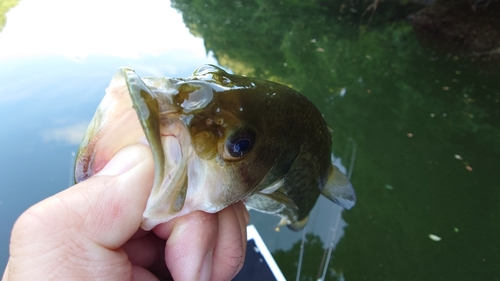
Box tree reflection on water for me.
[171,0,500,280]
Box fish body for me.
[75,65,355,230]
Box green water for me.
[171,1,500,280]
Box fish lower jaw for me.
[140,200,225,231]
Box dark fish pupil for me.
[233,139,250,155]
[226,129,255,158]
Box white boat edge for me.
[246,224,287,281]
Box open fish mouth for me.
[142,116,192,228]
[75,68,215,230]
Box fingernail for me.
[199,251,212,281]
[97,145,145,176]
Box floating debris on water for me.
[339,87,346,97]
[385,184,394,190]
[407,133,413,138]
[454,155,473,171]
[454,227,459,233]
[429,234,442,241]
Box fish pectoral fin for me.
[260,189,298,211]
[321,165,356,209]
[277,217,289,227]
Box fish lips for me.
[74,68,149,183]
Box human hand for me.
[2,144,248,281]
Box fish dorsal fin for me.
[261,188,298,211]
[321,165,356,209]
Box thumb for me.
[6,144,155,280]
[78,143,156,248]
[24,144,154,249]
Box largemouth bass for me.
[74,65,355,231]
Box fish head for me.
[75,65,289,230]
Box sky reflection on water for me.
[0,0,206,60]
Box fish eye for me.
[224,129,256,160]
